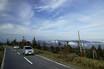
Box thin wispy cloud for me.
[18,2,34,19]
[35,0,68,12]
[0,0,104,41]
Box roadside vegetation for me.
[34,49,104,69]
[5,36,104,69]
[0,43,4,67]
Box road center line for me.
[36,55,71,69]
[24,57,33,64]
[17,52,20,55]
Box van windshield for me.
[25,47,32,49]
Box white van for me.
[23,46,34,55]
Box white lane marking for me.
[36,55,71,69]
[17,52,20,55]
[1,47,6,69]
[24,57,33,64]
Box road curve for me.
[3,46,76,69]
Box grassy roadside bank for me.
[34,49,104,69]
[0,46,4,67]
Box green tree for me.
[37,41,41,49]
[11,39,17,46]
[0,42,3,46]
[54,46,60,54]
[97,44,103,59]
[58,41,61,46]
[62,44,72,55]
[91,45,97,59]
[18,41,23,48]
[50,46,55,53]
[26,41,31,46]
[19,36,27,48]
[7,39,10,45]
[42,41,48,51]
[86,49,92,58]
[32,37,37,48]
[63,42,72,56]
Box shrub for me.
[73,57,104,69]
[0,46,4,66]
[0,46,4,51]
[65,53,79,62]
[34,49,44,54]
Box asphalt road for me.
[2,46,76,69]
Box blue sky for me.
[0,0,104,41]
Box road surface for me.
[2,46,77,69]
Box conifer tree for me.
[97,44,103,59]
[37,41,41,49]
[91,46,97,59]
[7,39,10,45]
[42,41,48,51]
[32,37,37,48]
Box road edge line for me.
[1,47,6,69]
[24,57,33,64]
[36,55,71,69]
